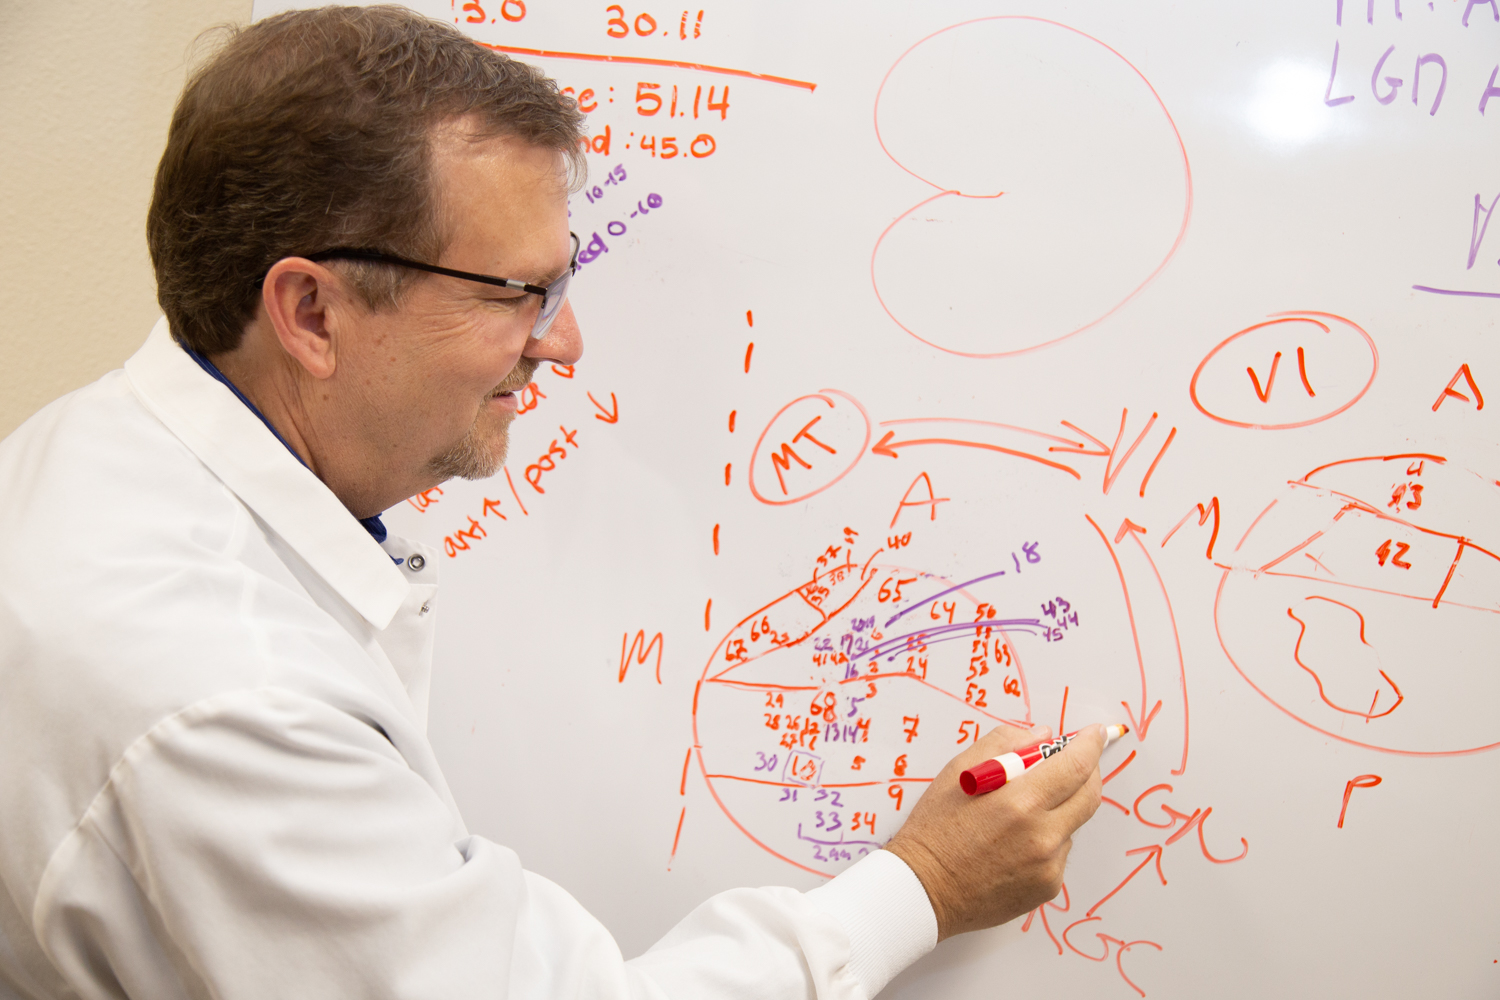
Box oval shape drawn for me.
[748,390,871,506]
[1189,311,1378,430]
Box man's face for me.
[335,130,582,488]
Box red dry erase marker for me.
[959,724,1129,796]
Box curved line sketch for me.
[869,16,1194,359]
[1285,602,1403,720]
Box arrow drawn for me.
[481,497,507,519]
[1056,411,1161,495]
[1085,514,1160,739]
[1103,410,1158,494]
[1054,420,1111,457]
[882,416,1088,449]
[1086,844,1167,918]
[1121,700,1164,742]
[1161,497,1220,559]
[587,391,619,424]
[1121,526,1190,776]
[870,431,1080,479]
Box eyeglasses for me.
[303,232,580,340]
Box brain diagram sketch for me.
[690,13,1490,996]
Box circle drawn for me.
[1189,311,1378,430]
[748,390,871,506]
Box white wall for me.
[0,0,251,438]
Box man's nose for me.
[525,300,583,366]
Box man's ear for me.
[260,257,346,380]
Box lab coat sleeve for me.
[34,687,936,1000]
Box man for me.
[0,7,1103,998]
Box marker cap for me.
[959,751,1025,795]
[959,758,1008,795]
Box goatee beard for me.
[425,357,538,481]
[426,410,514,482]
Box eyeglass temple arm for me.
[303,248,549,295]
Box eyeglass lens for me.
[530,234,580,340]
[532,267,572,340]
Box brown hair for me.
[148,5,586,354]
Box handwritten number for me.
[636,82,661,116]
[1375,539,1412,569]
[706,85,729,119]
[605,5,628,36]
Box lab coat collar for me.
[124,318,409,630]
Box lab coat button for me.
[407,554,426,572]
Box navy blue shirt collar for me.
[182,345,389,545]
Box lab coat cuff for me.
[805,849,937,998]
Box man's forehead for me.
[430,128,570,277]
[431,127,568,201]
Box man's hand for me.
[884,723,1104,940]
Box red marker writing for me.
[960,724,1129,796]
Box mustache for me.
[490,357,540,397]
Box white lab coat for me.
[0,320,936,1000]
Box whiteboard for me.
[253,1,1500,994]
